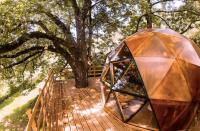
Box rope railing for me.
[25,70,55,131]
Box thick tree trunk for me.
[68,0,91,88]
[73,62,88,88]
[70,45,89,88]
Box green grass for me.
[0,92,20,110]
[6,97,37,124]
[0,97,37,131]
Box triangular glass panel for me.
[108,43,124,61]
[101,65,109,79]
[115,92,146,122]
[104,92,123,118]
[111,43,132,62]
[128,102,159,130]
[112,59,131,82]
[112,62,146,98]
[104,91,147,123]
[101,66,111,87]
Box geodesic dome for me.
[101,28,200,131]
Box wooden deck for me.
[26,69,199,131]
[49,78,154,131]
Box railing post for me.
[26,109,37,131]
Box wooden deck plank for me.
[79,89,119,131]
[67,83,124,131]
[68,111,78,131]
[72,94,95,131]
[64,97,80,131]
[70,95,85,131]
[49,79,158,131]
[63,112,71,131]
[76,99,99,131]
[82,89,127,131]
[62,84,97,131]
[76,92,103,131]
[77,89,111,131]
[73,105,91,131]
[62,99,91,131]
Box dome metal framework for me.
[101,28,200,131]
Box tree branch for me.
[70,0,80,16]
[0,45,56,59]
[153,9,200,16]
[180,23,192,34]
[52,40,73,62]
[150,0,175,7]
[135,14,146,32]
[153,10,183,14]
[0,46,44,58]
[5,51,43,68]
[44,12,69,34]
[29,21,51,33]
[180,20,200,34]
[153,10,200,34]
[0,31,66,54]
[153,14,172,28]
[82,0,92,19]
[90,0,102,9]
[44,11,76,44]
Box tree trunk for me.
[72,61,88,88]
[145,14,153,28]
[146,0,153,29]
[69,44,88,88]
[69,0,91,88]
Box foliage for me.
[0,72,44,107]
[0,0,128,87]
[191,32,200,47]
[0,92,20,110]
[91,0,200,64]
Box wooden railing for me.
[88,65,103,77]
[25,65,103,130]
[26,70,55,131]
[59,65,103,79]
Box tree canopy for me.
[0,0,200,89]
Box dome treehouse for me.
[101,28,200,131]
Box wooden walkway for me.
[50,78,152,131]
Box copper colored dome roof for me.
[101,28,200,131]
